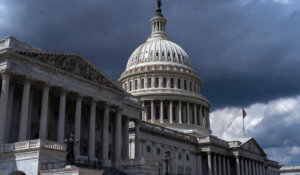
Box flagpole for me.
[243,116,245,138]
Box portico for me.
[0,36,142,169]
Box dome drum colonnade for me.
[119,0,211,135]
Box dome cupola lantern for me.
[149,0,170,41]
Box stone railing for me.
[140,121,198,143]
[0,139,66,153]
[228,141,242,148]
[197,136,229,147]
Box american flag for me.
[243,108,247,119]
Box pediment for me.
[241,138,265,156]
[13,50,126,96]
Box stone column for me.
[39,84,50,140]
[160,100,163,123]
[0,73,10,143]
[213,154,217,175]
[178,101,182,124]
[113,107,122,165]
[101,103,110,166]
[251,160,255,175]
[194,104,197,125]
[207,109,211,129]
[88,100,97,161]
[218,155,222,175]
[249,160,252,175]
[187,102,190,124]
[227,157,231,175]
[222,156,226,175]
[135,120,140,159]
[197,155,203,175]
[241,158,245,175]
[151,100,154,123]
[169,101,173,123]
[18,80,31,141]
[256,162,259,175]
[259,163,262,175]
[57,90,67,143]
[141,101,145,121]
[123,118,129,160]
[5,85,14,143]
[74,95,82,157]
[245,159,249,175]
[236,156,241,175]
[199,105,203,126]
[207,152,213,175]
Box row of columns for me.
[199,152,266,175]
[124,75,200,94]
[0,73,140,167]
[236,156,266,175]
[142,100,210,128]
[206,152,230,175]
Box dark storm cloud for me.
[1,0,300,109]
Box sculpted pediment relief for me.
[241,139,264,155]
[15,51,125,95]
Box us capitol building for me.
[0,1,280,175]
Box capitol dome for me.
[120,1,211,137]
[126,30,192,70]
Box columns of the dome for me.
[194,104,197,125]
[178,101,182,124]
[142,101,145,121]
[160,100,163,123]
[169,101,173,123]
[187,102,190,124]
[151,100,155,123]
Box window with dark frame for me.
[141,79,144,89]
[170,78,174,88]
[148,78,152,88]
[155,77,159,88]
[178,79,181,89]
[135,80,138,90]
[163,78,167,88]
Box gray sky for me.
[1,0,299,164]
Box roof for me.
[0,36,42,51]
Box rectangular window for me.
[141,79,144,89]
[147,145,151,153]
[148,106,151,120]
[163,106,168,119]
[148,78,152,88]
[190,81,192,91]
[156,106,160,119]
[129,82,132,91]
[184,80,187,90]
[170,78,174,88]
[155,77,159,88]
[163,78,167,88]
[172,106,176,121]
[157,148,160,155]
[178,79,181,89]
[135,80,138,90]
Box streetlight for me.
[161,151,171,175]
[64,132,79,166]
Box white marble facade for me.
[0,36,141,175]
